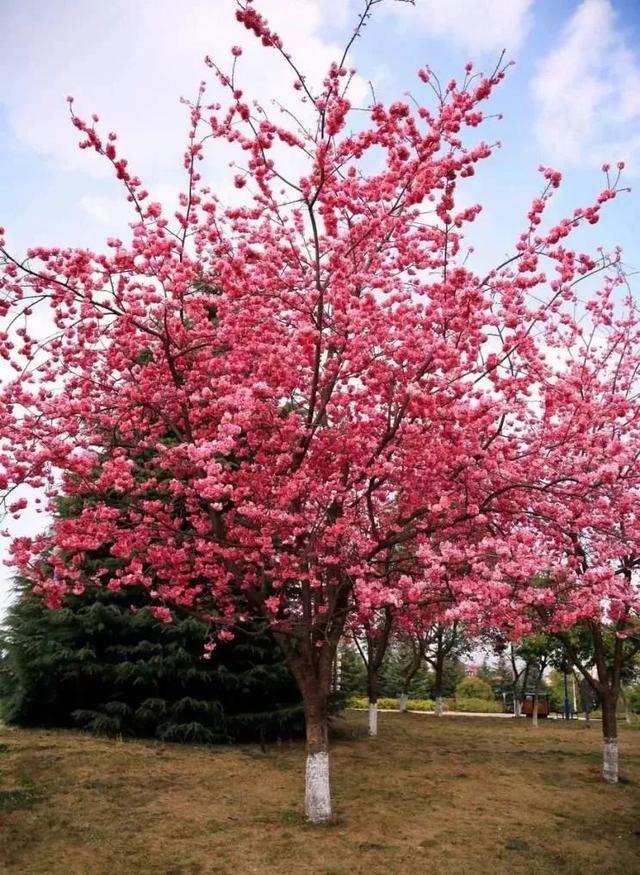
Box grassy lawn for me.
[0,712,639,875]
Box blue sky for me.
[1,0,640,609]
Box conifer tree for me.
[0,576,306,744]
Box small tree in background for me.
[393,634,430,711]
[335,643,368,696]
[555,618,640,780]
[351,607,394,736]
[425,623,470,716]
[456,675,493,701]
[476,655,515,707]
[515,635,555,727]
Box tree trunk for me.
[434,655,444,717]
[513,683,521,717]
[368,701,378,735]
[532,692,539,728]
[601,690,619,784]
[510,645,522,718]
[274,572,350,824]
[303,686,332,822]
[367,670,378,737]
[558,618,628,782]
[280,633,337,824]
[399,692,408,712]
[591,620,622,784]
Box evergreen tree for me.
[476,656,514,701]
[0,576,306,744]
[338,643,368,695]
[378,642,433,699]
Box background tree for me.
[484,633,528,716]
[393,633,429,711]
[351,606,394,737]
[555,617,640,781]
[476,654,516,709]
[511,274,640,780]
[515,635,556,727]
[455,675,494,701]
[424,623,470,716]
[335,643,367,697]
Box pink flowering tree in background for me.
[346,546,450,735]
[0,0,632,820]
[349,605,394,737]
[513,283,640,782]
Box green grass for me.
[0,713,639,874]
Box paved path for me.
[350,707,593,721]
[353,708,514,718]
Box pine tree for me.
[0,576,306,744]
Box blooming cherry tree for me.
[518,285,640,781]
[0,0,629,818]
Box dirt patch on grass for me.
[0,715,638,875]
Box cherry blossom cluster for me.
[0,0,637,666]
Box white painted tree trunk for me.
[513,698,521,717]
[602,738,618,784]
[532,696,539,727]
[399,693,408,712]
[368,701,378,736]
[305,751,332,822]
[434,695,443,717]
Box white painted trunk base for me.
[305,751,332,822]
[435,696,443,717]
[603,738,619,784]
[399,693,408,712]
[368,702,378,736]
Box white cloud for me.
[80,194,128,226]
[532,0,640,171]
[390,0,533,54]
[0,0,355,185]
